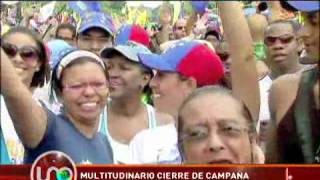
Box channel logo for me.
[30,151,77,180]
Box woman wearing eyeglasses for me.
[1,28,113,164]
[1,27,50,164]
[177,86,264,164]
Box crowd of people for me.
[0,1,319,165]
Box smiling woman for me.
[1,38,114,164]
[1,27,49,164]
[99,41,174,164]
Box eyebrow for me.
[184,118,243,129]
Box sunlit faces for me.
[265,22,299,71]
[179,93,253,164]
[3,32,41,86]
[150,71,192,118]
[61,61,109,125]
[300,12,319,62]
[106,55,150,99]
[77,28,113,55]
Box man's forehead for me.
[266,23,294,35]
[176,19,186,25]
[182,93,241,114]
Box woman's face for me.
[106,55,150,99]
[300,12,319,62]
[150,71,192,118]
[3,32,41,87]
[61,61,109,125]
[179,93,254,164]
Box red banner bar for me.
[1,165,320,180]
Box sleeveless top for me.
[277,68,320,163]
[99,103,157,164]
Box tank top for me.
[276,68,320,163]
[99,103,157,164]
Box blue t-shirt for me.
[24,109,113,164]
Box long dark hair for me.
[2,26,50,87]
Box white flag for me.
[39,1,57,22]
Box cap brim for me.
[79,23,113,36]
[287,1,320,12]
[100,46,139,62]
[138,53,175,72]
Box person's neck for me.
[271,60,303,78]
[286,62,304,74]
[65,112,99,139]
[109,95,144,117]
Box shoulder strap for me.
[146,104,157,129]
[294,68,318,163]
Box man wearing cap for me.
[77,11,115,55]
[266,1,319,163]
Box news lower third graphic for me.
[30,151,77,180]
[0,152,320,180]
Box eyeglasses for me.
[264,35,295,46]
[1,41,40,63]
[180,123,249,143]
[63,81,109,94]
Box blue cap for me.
[46,40,73,69]
[287,1,320,12]
[191,1,209,14]
[78,11,115,36]
[101,41,151,63]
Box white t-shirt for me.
[32,81,62,114]
[257,75,272,132]
[129,123,181,164]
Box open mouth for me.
[80,102,98,111]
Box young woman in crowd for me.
[1,27,50,164]
[129,1,262,164]
[1,37,113,163]
[99,41,174,164]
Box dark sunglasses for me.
[217,53,230,62]
[1,41,40,63]
[176,26,186,30]
[264,36,295,46]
